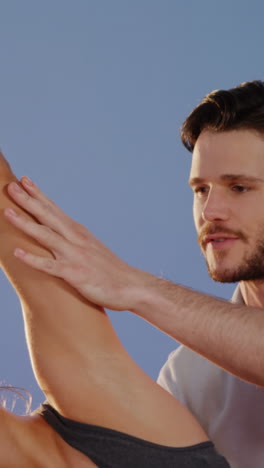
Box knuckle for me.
[74,223,89,242]
[21,190,31,203]
[41,225,52,236]
[76,245,87,260]
[38,225,54,242]
[43,258,54,270]
[40,200,52,214]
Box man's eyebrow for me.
[188,177,205,187]
[188,174,264,187]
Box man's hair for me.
[181,80,264,152]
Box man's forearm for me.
[130,272,264,385]
[5,176,264,386]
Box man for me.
[157,80,264,468]
[4,80,264,468]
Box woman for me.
[0,151,229,466]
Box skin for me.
[0,154,208,465]
[191,129,264,291]
[0,408,97,467]
[4,129,264,387]
[0,160,97,466]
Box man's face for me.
[189,128,264,282]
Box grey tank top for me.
[38,403,230,468]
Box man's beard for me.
[198,224,264,283]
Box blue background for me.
[0,0,261,411]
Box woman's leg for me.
[0,154,208,447]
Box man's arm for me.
[0,155,209,446]
[132,277,264,385]
[5,176,264,386]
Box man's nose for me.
[202,189,230,222]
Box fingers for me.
[4,207,72,258]
[7,179,84,245]
[20,176,52,203]
[14,247,64,277]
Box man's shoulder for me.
[160,344,219,373]
[157,345,225,397]
[166,344,201,363]
[159,285,242,386]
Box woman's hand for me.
[4,177,143,311]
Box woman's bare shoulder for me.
[0,408,97,467]
[0,408,64,467]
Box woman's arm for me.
[0,153,207,446]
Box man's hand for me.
[6,177,264,386]
[4,177,143,311]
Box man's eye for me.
[194,186,208,196]
[231,185,248,193]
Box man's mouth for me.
[202,233,239,249]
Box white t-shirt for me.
[157,287,264,468]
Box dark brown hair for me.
[181,80,264,152]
